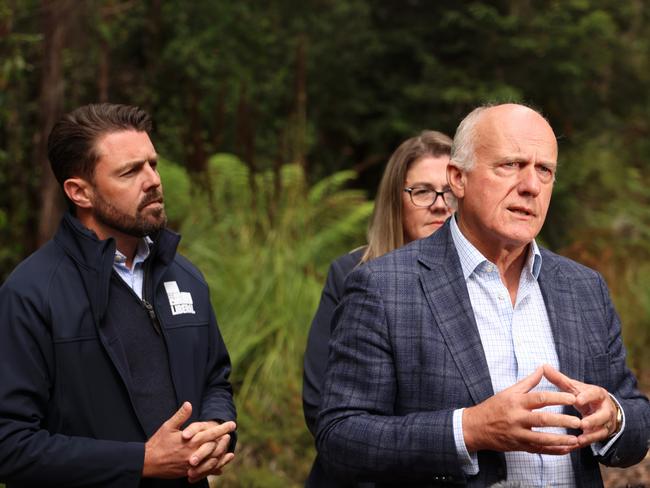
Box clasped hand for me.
[143,401,237,483]
[463,365,618,455]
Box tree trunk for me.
[35,0,74,246]
[234,82,259,214]
[291,34,308,171]
[186,86,207,174]
[98,35,110,102]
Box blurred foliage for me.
[0,0,649,485]
[553,135,650,372]
[0,0,42,274]
[160,155,372,486]
[2,1,649,256]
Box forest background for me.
[1,1,649,486]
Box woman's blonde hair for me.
[361,130,452,263]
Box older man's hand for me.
[462,366,582,455]
[543,364,619,446]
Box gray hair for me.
[449,105,490,172]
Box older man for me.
[0,104,236,487]
[316,103,649,486]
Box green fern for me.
[160,155,372,486]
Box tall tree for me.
[35,0,74,245]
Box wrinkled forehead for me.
[475,105,558,161]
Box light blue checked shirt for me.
[449,216,624,486]
[449,215,573,486]
[113,237,152,299]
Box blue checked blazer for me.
[316,221,650,487]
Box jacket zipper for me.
[142,256,162,335]
[142,299,162,335]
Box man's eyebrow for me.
[495,156,556,166]
[495,156,526,164]
[114,156,158,174]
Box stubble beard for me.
[91,190,167,238]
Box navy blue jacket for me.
[0,213,236,487]
[303,247,365,437]
[303,247,368,488]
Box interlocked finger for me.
[527,410,581,430]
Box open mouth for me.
[508,206,534,217]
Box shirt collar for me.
[450,214,542,280]
[113,236,153,269]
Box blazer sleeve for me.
[315,264,464,484]
[302,258,349,436]
[590,274,650,467]
[0,284,144,487]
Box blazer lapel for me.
[417,226,494,405]
[538,252,584,383]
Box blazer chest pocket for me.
[584,352,611,391]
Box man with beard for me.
[0,104,237,488]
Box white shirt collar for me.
[449,214,542,281]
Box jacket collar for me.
[55,211,116,272]
[53,212,181,326]
[417,221,495,405]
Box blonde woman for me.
[303,130,455,488]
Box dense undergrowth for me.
[161,155,372,486]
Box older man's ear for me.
[447,163,466,200]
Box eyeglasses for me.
[403,186,456,208]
